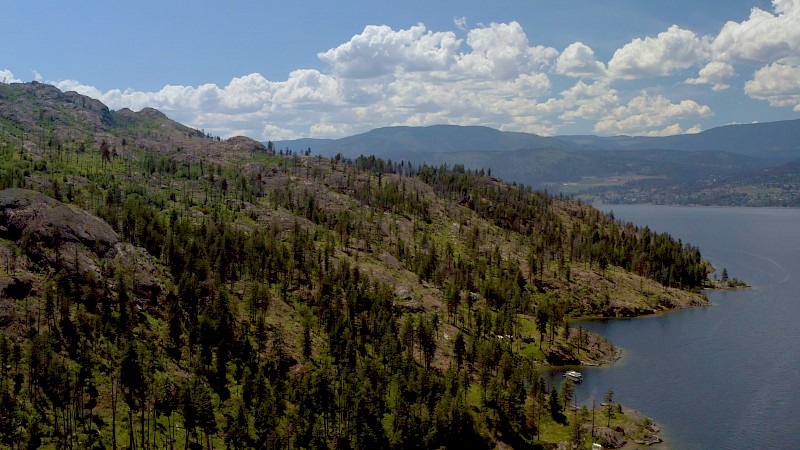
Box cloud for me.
[676,0,800,96]
[48,21,568,139]
[455,22,559,80]
[685,61,735,90]
[218,73,276,111]
[55,79,107,102]
[711,0,800,64]
[0,69,21,83]
[55,68,347,136]
[38,15,757,140]
[744,62,800,111]
[602,0,800,95]
[317,24,461,78]
[56,77,252,115]
[270,70,342,108]
[685,124,703,134]
[310,123,351,137]
[556,42,607,79]
[558,80,620,120]
[262,124,300,141]
[594,91,712,135]
[643,123,702,137]
[10,1,800,143]
[607,25,709,79]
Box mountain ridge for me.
[274,120,800,205]
[558,118,800,160]
[276,124,588,159]
[275,119,800,161]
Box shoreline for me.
[538,287,727,448]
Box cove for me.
[569,205,800,449]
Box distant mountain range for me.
[274,120,800,206]
[559,119,800,161]
[276,120,800,161]
[274,124,584,158]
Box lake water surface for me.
[570,205,800,449]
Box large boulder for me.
[585,425,627,448]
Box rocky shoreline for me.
[557,406,663,449]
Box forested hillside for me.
[0,82,706,449]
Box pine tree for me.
[605,388,615,427]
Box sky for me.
[3,0,800,140]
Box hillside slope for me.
[0,82,702,449]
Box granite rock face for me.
[0,188,119,272]
[0,188,165,302]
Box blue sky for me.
[3,0,800,140]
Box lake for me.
[566,205,800,449]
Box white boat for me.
[564,370,582,382]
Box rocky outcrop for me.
[541,330,621,366]
[584,425,627,448]
[0,188,165,302]
[0,81,115,132]
[0,188,119,273]
[545,345,581,365]
[226,136,268,153]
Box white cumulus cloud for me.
[454,22,559,80]
[317,24,461,78]
[711,0,800,64]
[644,123,702,137]
[558,80,620,120]
[262,124,300,141]
[1,69,22,84]
[607,25,709,80]
[556,42,607,79]
[594,91,712,135]
[744,62,800,111]
[35,13,788,140]
[270,70,342,109]
[677,0,800,96]
[685,61,736,90]
[54,79,108,103]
